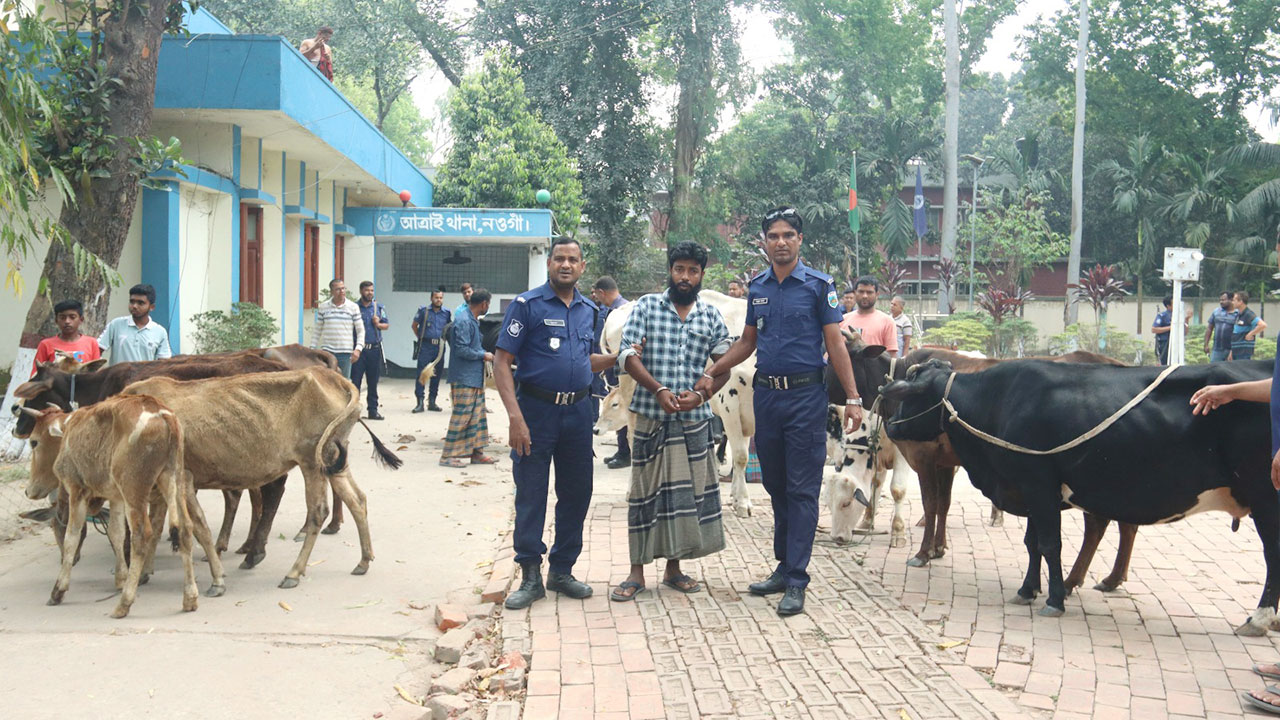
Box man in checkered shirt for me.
[609,241,733,601]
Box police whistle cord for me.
[939,364,1180,456]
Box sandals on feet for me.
[610,581,646,602]
[661,574,702,594]
[1241,689,1280,714]
[470,454,498,465]
[439,458,467,468]
[1256,663,1280,681]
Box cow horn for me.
[45,403,62,411]
[19,406,43,418]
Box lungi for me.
[442,386,489,458]
[627,415,725,565]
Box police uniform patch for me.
[507,320,523,337]
[827,290,839,308]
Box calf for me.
[822,404,893,544]
[884,358,1278,633]
[21,396,198,618]
[121,368,400,592]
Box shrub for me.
[1049,323,1149,364]
[190,303,279,354]
[922,314,990,353]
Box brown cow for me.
[21,396,198,618]
[838,340,1140,593]
[120,367,399,592]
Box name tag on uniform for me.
[752,298,769,305]
[544,318,566,327]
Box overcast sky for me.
[410,0,1277,159]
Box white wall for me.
[175,185,233,352]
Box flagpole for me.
[855,231,861,278]
[849,152,861,281]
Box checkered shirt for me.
[617,290,731,421]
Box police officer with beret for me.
[695,206,863,616]
[495,236,622,609]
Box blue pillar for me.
[142,183,181,353]
[230,124,242,304]
[298,161,306,344]
[280,151,287,345]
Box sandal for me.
[661,574,702,594]
[1241,689,1280,715]
[439,458,467,468]
[1256,663,1280,681]
[610,581,646,602]
[470,454,497,465]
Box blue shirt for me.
[1233,308,1259,350]
[358,300,388,344]
[447,305,486,388]
[98,316,173,365]
[496,283,598,393]
[1210,307,1239,352]
[1152,309,1172,351]
[744,260,844,375]
[413,305,451,340]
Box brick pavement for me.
[497,470,1280,719]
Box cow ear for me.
[12,379,50,400]
[79,358,108,373]
[855,345,887,360]
[48,418,64,437]
[882,379,923,401]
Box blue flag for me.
[913,165,927,238]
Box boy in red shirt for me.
[31,299,101,375]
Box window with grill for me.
[392,243,531,294]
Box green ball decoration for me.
[535,189,551,205]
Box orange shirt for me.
[31,335,101,375]
[840,309,899,354]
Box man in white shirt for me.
[890,296,917,355]
[98,284,173,365]
[312,278,363,376]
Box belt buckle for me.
[770,375,788,390]
[555,391,570,405]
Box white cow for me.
[595,290,757,516]
[822,404,908,547]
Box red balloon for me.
[398,190,412,203]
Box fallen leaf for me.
[936,639,968,650]
[394,610,410,616]
[460,480,484,487]
[396,445,408,451]
[444,478,454,483]
[148,689,155,698]
[345,599,382,610]
[235,600,247,607]
[898,710,913,720]
[393,685,422,706]
[308,559,326,567]
[373,713,384,719]
[477,677,491,693]
[408,601,428,610]
[277,533,286,540]
[278,601,292,612]
[475,560,493,569]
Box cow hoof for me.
[139,573,151,586]
[1064,582,1081,597]
[1038,605,1065,618]
[322,524,341,535]
[1094,580,1121,592]
[889,534,907,549]
[915,516,926,528]
[906,555,929,568]
[205,584,226,598]
[234,543,252,555]
[351,563,369,576]
[183,596,198,613]
[989,516,1003,527]
[293,531,307,543]
[47,595,63,607]
[928,547,946,560]
[1236,619,1270,636]
[239,552,265,570]
[279,577,300,589]
[1009,593,1036,606]
[215,543,228,555]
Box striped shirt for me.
[617,291,731,422]
[312,298,364,354]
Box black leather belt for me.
[428,338,441,345]
[753,369,825,390]
[519,383,591,406]
[364,342,381,348]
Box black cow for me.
[883,357,1279,633]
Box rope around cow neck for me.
[940,363,1181,455]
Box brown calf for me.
[22,396,198,618]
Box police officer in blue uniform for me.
[412,289,451,412]
[495,236,622,609]
[696,207,863,616]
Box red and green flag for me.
[848,153,860,233]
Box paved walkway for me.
[502,465,1280,719]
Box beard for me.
[668,277,702,305]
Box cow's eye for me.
[29,440,38,449]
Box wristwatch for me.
[846,398,863,406]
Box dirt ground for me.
[0,378,546,719]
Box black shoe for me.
[546,572,593,599]
[777,587,805,616]
[605,454,631,469]
[504,564,546,610]
[412,401,425,414]
[748,571,787,596]
[428,402,443,412]
[367,412,385,420]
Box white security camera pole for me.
[1161,247,1204,365]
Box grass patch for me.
[0,464,30,484]
[0,366,10,391]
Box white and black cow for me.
[884,357,1280,633]
[822,403,904,546]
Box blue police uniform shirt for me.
[497,283,598,393]
[358,300,388,344]
[1152,308,1171,351]
[413,305,451,339]
[1272,335,1280,456]
[744,259,844,376]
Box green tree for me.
[477,0,658,279]
[965,193,1070,289]
[335,78,432,167]
[435,54,583,233]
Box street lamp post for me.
[962,153,987,310]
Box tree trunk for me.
[1135,223,1144,333]
[668,38,710,240]
[1065,0,1089,327]
[19,2,173,346]
[939,0,960,314]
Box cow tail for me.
[417,321,453,385]
[315,370,361,476]
[359,420,403,470]
[163,411,187,551]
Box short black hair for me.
[1163,295,1173,307]
[129,284,156,305]
[550,236,582,257]
[728,279,743,287]
[328,278,343,290]
[667,241,708,270]
[431,289,444,297]
[593,276,618,292]
[1221,291,1232,298]
[469,288,492,306]
[1236,290,1250,304]
[842,287,856,296]
[761,206,802,234]
[359,280,373,291]
[53,299,84,317]
[855,276,879,291]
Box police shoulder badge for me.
[507,320,523,337]
[827,290,839,308]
